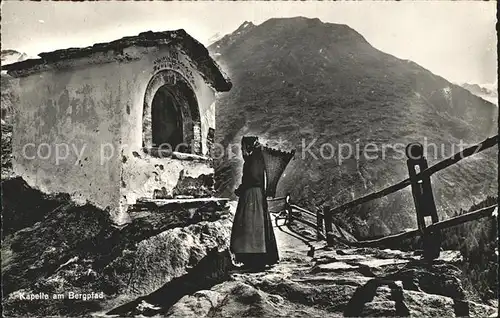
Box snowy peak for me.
[207,32,224,46]
[1,50,28,66]
[461,81,498,106]
[235,21,255,32]
[208,21,257,57]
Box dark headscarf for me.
[241,136,260,159]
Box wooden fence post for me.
[406,143,441,260]
[285,194,292,225]
[316,210,324,241]
[323,205,334,246]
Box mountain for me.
[209,17,498,238]
[1,49,28,66]
[210,21,255,56]
[208,22,255,47]
[1,72,19,124]
[1,50,27,124]
[461,81,498,106]
[207,32,224,46]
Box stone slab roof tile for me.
[2,29,232,92]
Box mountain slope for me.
[1,50,27,124]
[1,73,19,123]
[1,49,28,66]
[210,17,498,238]
[461,81,498,106]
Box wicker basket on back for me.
[261,145,295,198]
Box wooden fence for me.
[277,135,498,259]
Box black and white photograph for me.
[0,0,498,317]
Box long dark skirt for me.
[230,187,279,267]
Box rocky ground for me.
[1,174,497,317]
[103,212,498,317]
[1,122,14,180]
[1,176,234,317]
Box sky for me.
[1,1,497,85]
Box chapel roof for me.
[2,29,232,92]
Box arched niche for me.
[143,69,201,155]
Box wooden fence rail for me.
[426,204,497,233]
[290,204,316,218]
[328,135,498,216]
[280,135,498,257]
[291,214,320,229]
[323,204,497,248]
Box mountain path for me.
[166,212,498,317]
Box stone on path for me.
[167,213,497,317]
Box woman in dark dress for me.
[230,136,279,269]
